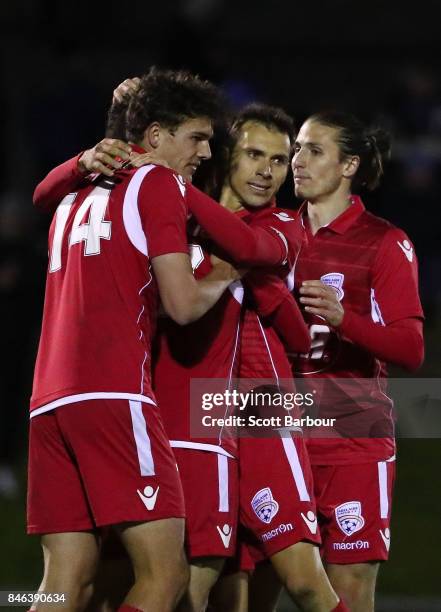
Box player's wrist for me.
[77,151,91,175]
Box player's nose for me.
[198,140,211,160]
[257,161,272,178]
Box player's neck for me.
[307,192,352,235]
[220,184,244,213]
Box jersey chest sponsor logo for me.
[251,487,279,524]
[397,239,413,262]
[335,500,365,536]
[320,272,345,301]
[216,524,233,548]
[137,485,159,511]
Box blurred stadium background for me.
[0,1,440,610]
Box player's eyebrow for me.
[192,130,213,139]
[295,140,323,149]
[245,147,264,155]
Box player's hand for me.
[112,77,140,103]
[210,254,247,281]
[299,280,344,327]
[129,152,171,170]
[78,139,132,177]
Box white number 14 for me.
[49,187,112,273]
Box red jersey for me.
[31,165,189,415]
[291,196,424,464]
[154,206,301,457]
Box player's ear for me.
[143,122,162,149]
[342,155,360,180]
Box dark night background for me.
[0,1,440,609]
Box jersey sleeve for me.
[186,184,289,266]
[245,271,310,353]
[33,154,88,212]
[138,167,189,258]
[253,208,304,269]
[371,227,424,324]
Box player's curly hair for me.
[117,66,225,143]
[308,110,391,191]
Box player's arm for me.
[299,280,423,370]
[142,168,241,325]
[186,183,292,266]
[299,230,424,371]
[32,139,132,212]
[152,254,240,325]
[245,271,310,353]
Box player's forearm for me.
[33,155,85,212]
[245,273,310,353]
[269,297,311,354]
[186,184,286,266]
[339,311,424,370]
[174,277,234,325]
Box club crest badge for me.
[335,501,365,536]
[251,487,279,524]
[321,272,345,301]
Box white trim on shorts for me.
[30,392,156,417]
[280,433,311,502]
[378,456,395,519]
[217,454,229,512]
[129,400,155,476]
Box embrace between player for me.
[29,68,423,612]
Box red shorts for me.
[312,458,396,563]
[239,433,321,560]
[27,399,185,534]
[172,447,239,559]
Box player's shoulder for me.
[360,211,416,266]
[359,210,410,243]
[118,164,186,194]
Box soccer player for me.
[28,67,241,612]
[290,111,424,611]
[203,108,348,612]
[34,85,349,611]
[32,88,308,612]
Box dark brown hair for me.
[308,110,391,190]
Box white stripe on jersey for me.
[30,392,156,417]
[129,400,155,476]
[257,315,280,384]
[170,440,235,458]
[122,165,156,255]
[217,453,230,512]
[370,288,385,326]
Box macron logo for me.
[301,511,318,534]
[217,524,232,549]
[137,485,159,511]
[273,211,294,222]
[379,527,391,551]
[397,240,413,262]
